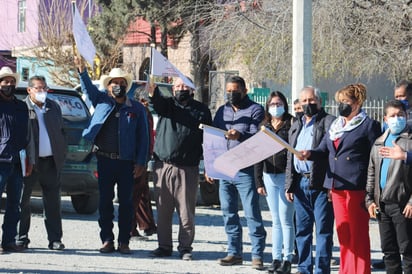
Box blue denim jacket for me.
[79,70,149,165]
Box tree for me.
[200,0,412,84]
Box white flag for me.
[72,4,96,67]
[151,48,195,89]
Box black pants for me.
[379,202,412,274]
[18,157,63,244]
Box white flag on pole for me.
[151,48,195,89]
[72,4,96,67]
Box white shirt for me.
[31,100,53,157]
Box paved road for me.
[0,195,385,274]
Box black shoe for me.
[267,259,281,273]
[99,241,115,253]
[48,241,65,250]
[118,243,132,254]
[143,227,157,237]
[2,243,25,253]
[16,238,30,249]
[151,247,172,257]
[372,259,385,269]
[275,260,291,274]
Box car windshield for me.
[47,93,88,118]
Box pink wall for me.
[0,0,39,50]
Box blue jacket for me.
[79,70,149,166]
[310,115,381,190]
[0,96,29,163]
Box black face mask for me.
[227,92,243,106]
[295,111,304,119]
[175,90,191,103]
[0,85,15,97]
[302,103,319,117]
[338,103,352,117]
[112,85,127,98]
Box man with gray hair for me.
[285,86,335,274]
[148,77,212,261]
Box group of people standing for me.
[1,57,411,274]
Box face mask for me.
[302,103,319,117]
[227,92,243,106]
[387,116,406,135]
[295,111,304,119]
[0,85,15,97]
[268,106,285,118]
[34,91,47,103]
[112,85,127,98]
[175,90,191,103]
[400,99,409,109]
[338,103,352,117]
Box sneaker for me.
[218,255,243,266]
[48,241,65,251]
[16,238,30,249]
[118,243,132,254]
[180,252,193,261]
[275,260,291,274]
[268,259,281,273]
[151,247,172,257]
[252,258,264,270]
[2,243,25,253]
[372,259,385,269]
[99,241,115,253]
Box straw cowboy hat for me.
[100,68,133,92]
[0,66,20,84]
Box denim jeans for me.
[97,156,134,245]
[219,166,266,259]
[294,177,334,274]
[0,162,23,247]
[263,172,295,262]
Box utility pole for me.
[292,0,312,106]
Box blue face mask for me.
[387,116,406,135]
[400,99,409,109]
[268,106,285,118]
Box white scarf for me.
[329,110,367,141]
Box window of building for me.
[18,0,26,33]
[21,67,29,81]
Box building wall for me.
[0,0,39,50]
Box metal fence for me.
[251,95,386,124]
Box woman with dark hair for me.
[254,91,295,274]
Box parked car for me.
[15,82,99,214]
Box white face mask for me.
[34,91,47,103]
[268,106,285,118]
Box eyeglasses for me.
[31,86,49,92]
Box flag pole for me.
[71,1,78,58]
[149,43,155,85]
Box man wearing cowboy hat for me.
[0,66,29,253]
[75,57,149,254]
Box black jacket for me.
[254,113,294,189]
[365,127,412,210]
[285,108,335,192]
[151,87,212,166]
